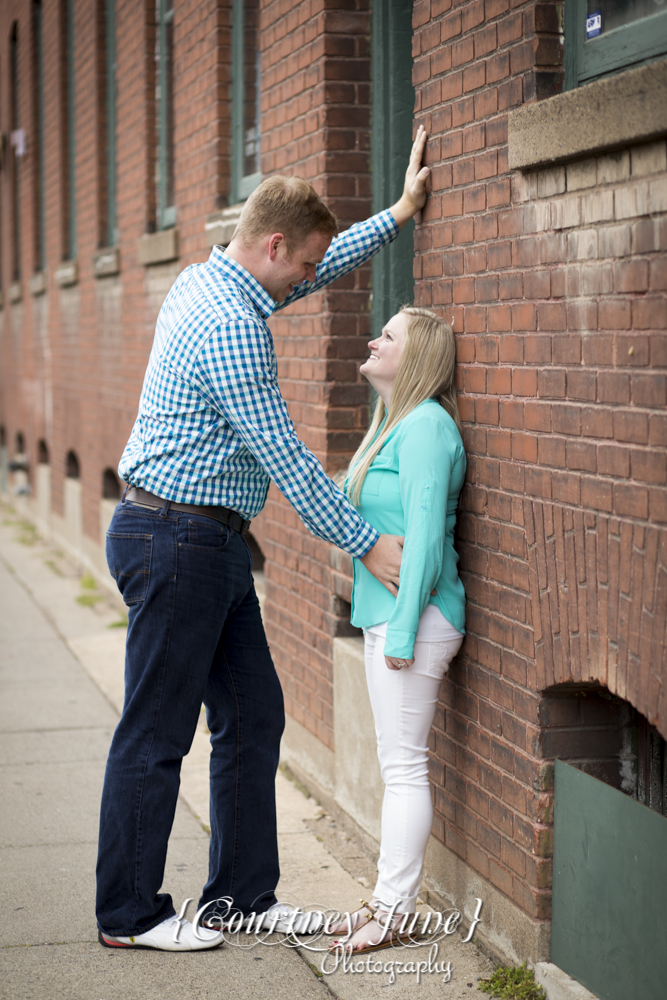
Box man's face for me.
[267,230,332,302]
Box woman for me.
[331,306,466,953]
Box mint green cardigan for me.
[349,399,467,659]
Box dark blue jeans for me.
[96,500,284,936]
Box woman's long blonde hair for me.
[345,307,461,505]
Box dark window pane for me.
[165,14,174,208]
[66,450,80,479]
[34,0,45,271]
[243,0,260,177]
[156,0,175,226]
[106,0,118,246]
[586,0,666,35]
[10,23,21,281]
[66,0,76,259]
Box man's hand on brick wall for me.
[389,125,430,228]
[360,534,404,596]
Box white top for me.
[366,603,464,643]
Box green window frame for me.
[34,0,45,272]
[157,0,175,229]
[105,0,118,246]
[231,0,262,204]
[370,0,415,340]
[565,0,667,90]
[66,0,76,260]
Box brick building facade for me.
[1,0,665,981]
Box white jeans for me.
[364,622,463,913]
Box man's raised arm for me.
[276,126,430,308]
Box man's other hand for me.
[389,125,430,228]
[360,534,404,596]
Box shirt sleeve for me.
[193,315,379,557]
[383,417,453,658]
[274,210,399,311]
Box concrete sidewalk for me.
[0,504,496,999]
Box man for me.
[96,128,430,951]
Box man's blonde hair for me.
[345,307,462,505]
[234,175,338,251]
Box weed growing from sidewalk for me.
[76,593,104,607]
[14,520,38,546]
[44,559,64,577]
[107,615,128,629]
[478,962,546,999]
[280,762,312,799]
[76,572,104,607]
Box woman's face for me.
[360,312,409,400]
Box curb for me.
[535,962,601,1000]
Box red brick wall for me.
[175,0,231,256]
[2,0,666,933]
[0,1,50,465]
[0,0,374,753]
[255,0,373,749]
[410,0,667,923]
[0,0,231,533]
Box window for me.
[370,0,415,339]
[565,0,667,89]
[0,428,6,494]
[156,0,175,229]
[33,1,45,272]
[636,713,666,816]
[102,467,121,499]
[231,0,261,203]
[66,450,80,478]
[104,0,118,246]
[10,22,21,283]
[10,433,29,494]
[65,0,76,259]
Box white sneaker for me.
[256,902,325,934]
[99,914,224,951]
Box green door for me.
[371,0,415,339]
[552,760,667,1000]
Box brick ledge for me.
[424,835,551,966]
[508,58,667,170]
[138,227,179,266]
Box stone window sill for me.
[508,57,667,170]
[138,228,179,266]
[9,282,22,303]
[93,247,120,277]
[205,205,243,248]
[29,272,46,296]
[55,261,78,288]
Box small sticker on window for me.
[586,12,602,38]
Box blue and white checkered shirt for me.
[119,210,399,557]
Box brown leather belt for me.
[125,486,251,537]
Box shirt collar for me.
[207,245,276,319]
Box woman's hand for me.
[385,656,415,671]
